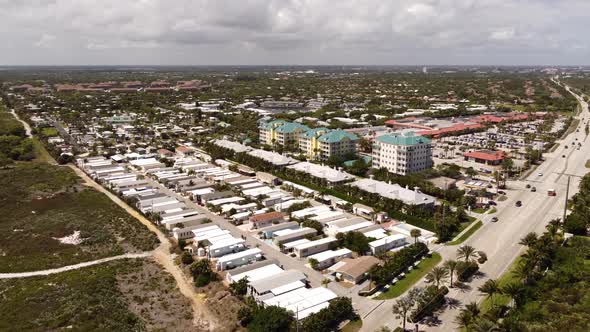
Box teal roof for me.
[275,122,310,133]
[260,119,287,130]
[317,130,359,143]
[344,156,372,167]
[376,132,431,146]
[300,127,329,138]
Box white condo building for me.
[372,132,433,175]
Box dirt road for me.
[68,165,220,331]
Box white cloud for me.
[0,0,589,65]
[34,34,56,48]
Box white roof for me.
[216,248,262,263]
[362,228,388,240]
[209,237,245,251]
[230,264,284,283]
[307,248,352,263]
[369,234,406,248]
[287,162,355,183]
[130,158,161,166]
[188,188,215,196]
[282,238,310,249]
[263,287,337,319]
[270,280,306,296]
[351,178,436,206]
[294,237,337,250]
[208,196,245,206]
[247,149,298,166]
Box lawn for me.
[446,220,483,246]
[341,319,363,332]
[479,257,523,313]
[586,159,590,168]
[375,253,442,300]
[40,127,59,137]
[488,208,497,214]
[0,259,194,331]
[472,207,487,214]
[0,163,159,272]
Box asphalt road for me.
[360,83,590,332]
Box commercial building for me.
[372,132,433,175]
[351,178,436,208]
[463,150,507,166]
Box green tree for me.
[425,266,449,288]
[410,228,421,245]
[478,279,502,308]
[457,245,478,263]
[230,277,249,297]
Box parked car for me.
[491,217,499,222]
[498,191,506,195]
[526,184,531,189]
[488,201,497,206]
[537,172,543,177]
[516,200,522,207]
[563,155,566,158]
[531,187,536,192]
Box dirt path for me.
[10,109,32,137]
[68,165,219,331]
[0,252,151,279]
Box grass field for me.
[479,257,523,313]
[0,259,194,331]
[341,319,363,332]
[375,253,442,300]
[40,127,59,137]
[586,160,590,168]
[0,163,159,272]
[446,220,483,246]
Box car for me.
[498,190,506,195]
[526,184,531,189]
[488,201,497,206]
[537,172,543,177]
[531,187,536,192]
[516,200,522,207]
[563,155,566,158]
[565,145,568,149]
[491,217,499,222]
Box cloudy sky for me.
[1,0,589,66]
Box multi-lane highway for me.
[361,82,589,331]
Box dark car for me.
[516,200,522,207]
[531,187,536,192]
[562,155,566,158]
[526,184,531,189]
[498,191,506,195]
[491,217,499,222]
[488,201,497,206]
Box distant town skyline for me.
[1,0,590,66]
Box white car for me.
[537,172,543,177]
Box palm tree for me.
[457,245,478,263]
[502,282,524,308]
[321,278,331,288]
[426,266,450,288]
[444,260,459,288]
[464,301,480,318]
[454,310,473,330]
[518,232,538,248]
[410,229,422,244]
[478,279,502,308]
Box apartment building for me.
[259,120,310,147]
[299,128,358,161]
[372,132,432,175]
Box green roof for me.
[260,119,287,130]
[376,132,431,146]
[317,130,358,143]
[275,122,310,133]
[300,127,330,138]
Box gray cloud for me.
[0,0,589,65]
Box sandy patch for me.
[53,231,84,245]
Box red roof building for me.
[464,150,507,165]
